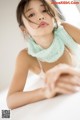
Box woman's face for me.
[22,0,54,37]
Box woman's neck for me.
[32,33,54,49]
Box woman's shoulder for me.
[16,48,33,69]
[61,22,80,32]
[59,22,76,30]
[61,22,80,44]
[17,48,30,60]
[61,22,73,27]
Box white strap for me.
[37,59,44,72]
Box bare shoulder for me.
[17,48,30,62]
[16,48,32,69]
[61,22,80,44]
[61,22,80,34]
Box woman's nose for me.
[38,13,45,20]
[39,17,44,20]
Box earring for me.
[23,30,26,36]
[23,31,32,40]
[22,30,26,38]
[53,17,58,30]
[27,33,31,39]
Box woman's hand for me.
[43,74,80,99]
[55,74,80,94]
[43,84,56,99]
[43,64,80,98]
[45,64,80,89]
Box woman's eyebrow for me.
[40,4,44,7]
[25,4,45,13]
[25,8,33,13]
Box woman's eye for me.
[42,9,47,12]
[28,13,35,18]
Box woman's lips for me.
[38,21,49,28]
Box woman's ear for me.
[20,25,27,34]
[19,25,29,38]
[19,25,30,39]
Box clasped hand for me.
[43,64,80,99]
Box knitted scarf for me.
[27,25,79,63]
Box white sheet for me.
[0,73,80,120]
[11,92,80,120]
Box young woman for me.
[7,0,80,109]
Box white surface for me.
[0,74,80,120]
[56,0,80,27]
[0,89,80,120]
[0,0,26,90]
[11,92,80,120]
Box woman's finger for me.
[55,86,74,94]
[59,66,80,76]
[56,81,80,93]
[59,75,80,86]
[48,65,80,82]
[55,85,80,94]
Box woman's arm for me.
[61,22,80,44]
[7,88,46,110]
[7,49,46,109]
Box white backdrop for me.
[0,0,26,90]
[0,0,80,91]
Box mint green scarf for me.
[27,25,80,63]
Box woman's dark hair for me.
[16,0,62,28]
